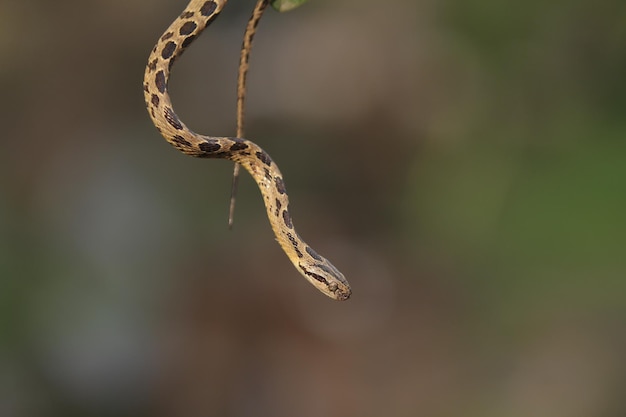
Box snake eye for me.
[328,282,338,293]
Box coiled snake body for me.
[143,0,351,300]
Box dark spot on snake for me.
[264,167,272,181]
[151,94,160,107]
[155,71,166,93]
[182,34,196,48]
[286,233,301,258]
[275,177,286,195]
[255,150,272,167]
[164,107,183,130]
[282,209,293,229]
[143,83,149,92]
[229,140,248,151]
[199,140,221,153]
[148,58,158,72]
[179,21,197,35]
[275,199,282,216]
[305,246,323,261]
[315,263,343,281]
[161,41,176,59]
[200,1,218,17]
[207,14,219,25]
[161,31,174,41]
[298,264,328,284]
[172,135,191,147]
[180,11,194,18]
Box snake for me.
[142,0,351,300]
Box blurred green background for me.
[1,0,625,416]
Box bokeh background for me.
[2,0,625,416]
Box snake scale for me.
[143,0,351,300]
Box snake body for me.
[143,0,351,300]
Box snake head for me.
[298,259,351,301]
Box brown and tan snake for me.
[143,0,351,300]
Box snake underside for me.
[142,0,351,300]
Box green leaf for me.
[270,0,309,12]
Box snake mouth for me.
[328,281,351,301]
[334,287,351,301]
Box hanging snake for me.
[143,0,351,300]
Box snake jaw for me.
[330,275,352,301]
[326,280,351,301]
[330,280,351,301]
